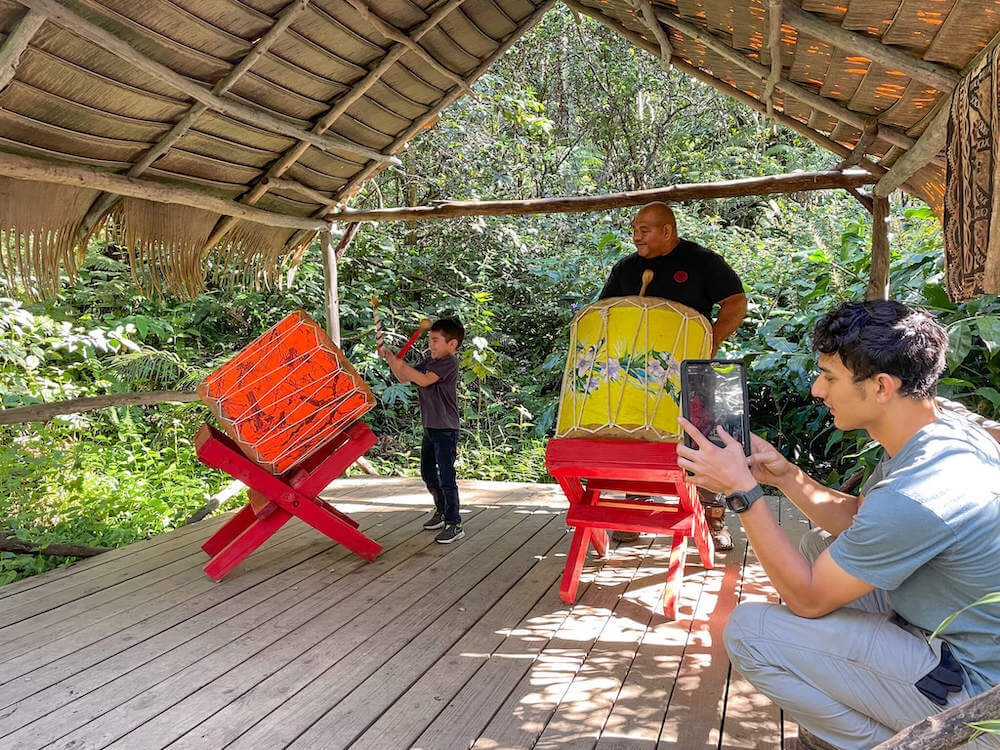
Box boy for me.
[379,317,465,543]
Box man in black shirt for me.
[601,202,747,550]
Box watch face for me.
[727,493,750,513]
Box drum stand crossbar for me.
[545,438,714,620]
[194,420,382,580]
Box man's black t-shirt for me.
[598,239,743,320]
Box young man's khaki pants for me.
[723,527,999,750]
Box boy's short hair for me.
[812,300,948,399]
[432,317,465,346]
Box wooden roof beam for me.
[568,0,911,191]
[874,28,1000,197]
[0,8,45,91]
[18,0,399,166]
[781,2,960,94]
[651,7,943,167]
[197,0,471,255]
[0,150,331,231]
[343,0,476,98]
[635,0,671,70]
[75,0,314,245]
[328,169,878,222]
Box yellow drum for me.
[554,296,712,441]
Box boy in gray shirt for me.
[676,300,1000,749]
[379,317,464,543]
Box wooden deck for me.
[0,477,811,750]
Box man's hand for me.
[677,417,756,495]
[377,345,395,362]
[748,433,795,488]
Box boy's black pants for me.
[420,428,460,525]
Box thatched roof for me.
[0,0,996,298]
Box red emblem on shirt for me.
[674,270,689,283]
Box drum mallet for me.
[639,269,654,297]
[397,318,432,357]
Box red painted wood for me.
[546,437,712,620]
[662,533,688,620]
[194,421,381,578]
[559,527,592,604]
[204,505,293,581]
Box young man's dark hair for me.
[431,317,465,346]
[811,300,948,399]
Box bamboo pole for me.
[0,8,46,91]
[781,2,959,93]
[0,151,331,231]
[75,0,314,245]
[17,0,398,166]
[329,169,877,222]
[866,194,890,300]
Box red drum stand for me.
[195,420,381,580]
[545,438,714,619]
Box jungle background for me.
[2,7,999,583]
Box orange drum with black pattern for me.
[197,310,375,475]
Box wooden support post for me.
[0,8,46,91]
[18,0,397,166]
[764,0,782,118]
[867,194,890,300]
[322,230,341,346]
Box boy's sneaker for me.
[434,524,464,544]
[422,512,445,530]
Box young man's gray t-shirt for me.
[415,354,459,429]
[830,412,1000,695]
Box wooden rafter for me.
[763,0,781,118]
[280,0,559,251]
[840,118,880,169]
[650,7,942,166]
[198,0,472,255]
[0,8,45,91]
[875,28,1000,197]
[328,169,878,223]
[571,1,896,183]
[18,0,399,166]
[636,0,671,71]
[0,150,331,231]
[344,0,476,97]
[781,2,960,94]
[74,0,314,245]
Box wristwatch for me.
[723,484,764,514]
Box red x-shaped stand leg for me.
[194,420,381,580]
[546,438,714,620]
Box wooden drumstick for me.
[639,269,654,297]
[397,318,431,357]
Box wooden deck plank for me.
[215,498,547,749]
[410,546,606,749]
[470,536,656,749]
[293,509,570,748]
[594,544,708,750]
[0,479,824,750]
[0,508,409,706]
[720,498,783,750]
[0,507,430,746]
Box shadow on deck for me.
[0,477,811,749]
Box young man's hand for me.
[377,345,394,362]
[677,417,756,495]
[748,434,795,488]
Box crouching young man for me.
[677,300,1000,750]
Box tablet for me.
[680,359,751,456]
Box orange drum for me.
[198,310,375,474]
[554,296,711,441]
